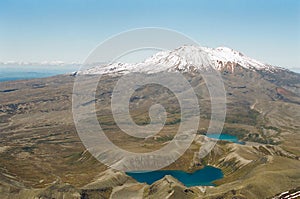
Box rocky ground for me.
[0,68,299,198]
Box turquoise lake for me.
[206,133,244,144]
[126,166,223,187]
[206,133,238,142]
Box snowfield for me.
[78,45,285,75]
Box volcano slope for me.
[0,48,300,199]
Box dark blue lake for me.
[126,166,223,187]
[0,71,59,82]
[0,65,77,82]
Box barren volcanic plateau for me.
[0,46,299,199]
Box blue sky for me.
[0,0,299,70]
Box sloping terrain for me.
[0,46,299,198]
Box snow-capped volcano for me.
[79,45,283,75]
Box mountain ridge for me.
[79,45,288,75]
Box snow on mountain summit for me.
[79,45,281,75]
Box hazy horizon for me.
[0,0,299,71]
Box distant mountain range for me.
[1,46,299,74]
[0,61,81,66]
